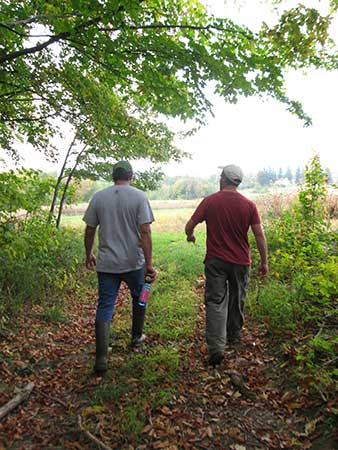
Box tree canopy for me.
[1,0,337,163]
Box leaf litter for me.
[0,283,337,449]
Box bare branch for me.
[0,31,69,64]
[0,18,100,64]
[1,112,59,123]
[0,382,34,421]
[78,415,114,450]
[0,23,56,38]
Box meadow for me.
[61,207,197,234]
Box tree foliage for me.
[1,0,337,160]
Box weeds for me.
[249,155,338,397]
[39,306,68,323]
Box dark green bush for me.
[0,217,83,316]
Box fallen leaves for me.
[0,283,336,450]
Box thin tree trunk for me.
[56,145,87,229]
[48,133,77,222]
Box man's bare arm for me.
[84,225,97,270]
[251,223,268,276]
[185,219,196,243]
[140,223,156,281]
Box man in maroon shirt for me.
[185,165,268,367]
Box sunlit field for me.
[61,191,338,231]
[61,207,200,233]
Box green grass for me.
[61,211,207,446]
[81,230,206,446]
[39,306,68,323]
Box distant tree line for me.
[69,165,335,202]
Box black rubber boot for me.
[131,302,146,347]
[94,320,110,374]
[208,352,224,368]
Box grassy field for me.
[61,207,200,233]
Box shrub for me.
[0,217,83,316]
[249,155,338,395]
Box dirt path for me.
[0,285,336,449]
[139,300,336,450]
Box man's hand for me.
[145,265,157,282]
[185,219,196,244]
[84,225,97,270]
[259,262,268,277]
[86,253,96,270]
[186,234,196,244]
[251,223,268,278]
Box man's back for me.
[191,191,260,265]
[83,185,154,273]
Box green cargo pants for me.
[204,258,250,356]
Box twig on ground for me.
[35,387,69,409]
[323,356,338,367]
[78,414,113,450]
[0,382,35,421]
[314,327,323,338]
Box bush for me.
[248,155,338,395]
[0,217,83,316]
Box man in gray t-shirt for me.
[83,161,156,374]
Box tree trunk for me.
[56,145,87,229]
[49,133,77,222]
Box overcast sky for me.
[3,0,338,178]
[158,0,338,177]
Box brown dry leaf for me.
[206,426,213,437]
[160,406,172,416]
[142,425,152,434]
[227,427,246,444]
[153,440,170,449]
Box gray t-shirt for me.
[83,185,154,273]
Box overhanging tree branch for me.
[3,13,85,27]
[0,18,100,64]
[0,19,251,65]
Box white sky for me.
[158,0,338,177]
[2,0,338,178]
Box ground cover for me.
[1,228,337,449]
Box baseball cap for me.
[112,160,133,175]
[219,164,243,186]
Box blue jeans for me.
[96,268,144,322]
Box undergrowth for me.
[248,155,338,402]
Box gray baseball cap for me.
[219,164,243,186]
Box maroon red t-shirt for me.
[191,191,261,265]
